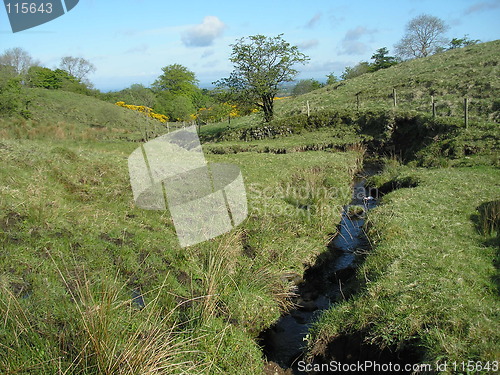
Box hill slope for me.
[0,88,164,141]
[202,40,499,137]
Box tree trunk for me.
[262,94,274,122]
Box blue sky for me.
[1,0,499,91]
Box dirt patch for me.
[263,362,294,375]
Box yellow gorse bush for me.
[115,101,169,123]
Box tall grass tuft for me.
[477,200,500,237]
[0,264,206,375]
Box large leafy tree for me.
[152,64,200,121]
[152,64,199,96]
[216,34,309,122]
[395,14,448,59]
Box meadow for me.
[0,40,499,374]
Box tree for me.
[119,84,156,107]
[292,79,322,96]
[395,14,448,59]
[152,64,199,96]
[26,66,61,89]
[326,73,339,85]
[216,34,309,122]
[155,93,196,121]
[152,64,200,121]
[0,65,27,116]
[448,35,480,49]
[59,56,96,87]
[0,47,40,76]
[341,62,370,80]
[369,47,398,71]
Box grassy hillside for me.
[0,40,498,373]
[0,88,166,141]
[277,40,499,120]
[201,40,499,139]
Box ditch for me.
[259,165,380,374]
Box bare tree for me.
[395,14,449,59]
[59,56,96,86]
[0,47,40,75]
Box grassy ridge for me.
[0,88,165,141]
[201,40,499,140]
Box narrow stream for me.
[260,168,379,374]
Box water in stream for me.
[260,170,378,374]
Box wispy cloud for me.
[298,39,319,50]
[343,26,373,41]
[124,44,149,54]
[182,16,226,47]
[340,41,369,55]
[201,49,215,58]
[305,12,322,29]
[339,26,377,55]
[464,0,500,14]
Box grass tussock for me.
[0,266,206,375]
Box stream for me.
[259,168,379,374]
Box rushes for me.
[477,200,499,237]
[0,263,205,375]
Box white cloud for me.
[182,16,226,47]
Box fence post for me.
[393,88,397,107]
[464,97,469,129]
[431,96,436,118]
[307,100,310,117]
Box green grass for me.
[0,39,498,374]
[0,138,361,374]
[309,163,500,366]
[200,40,499,146]
[0,88,169,141]
[203,127,365,154]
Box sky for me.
[1,0,499,91]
